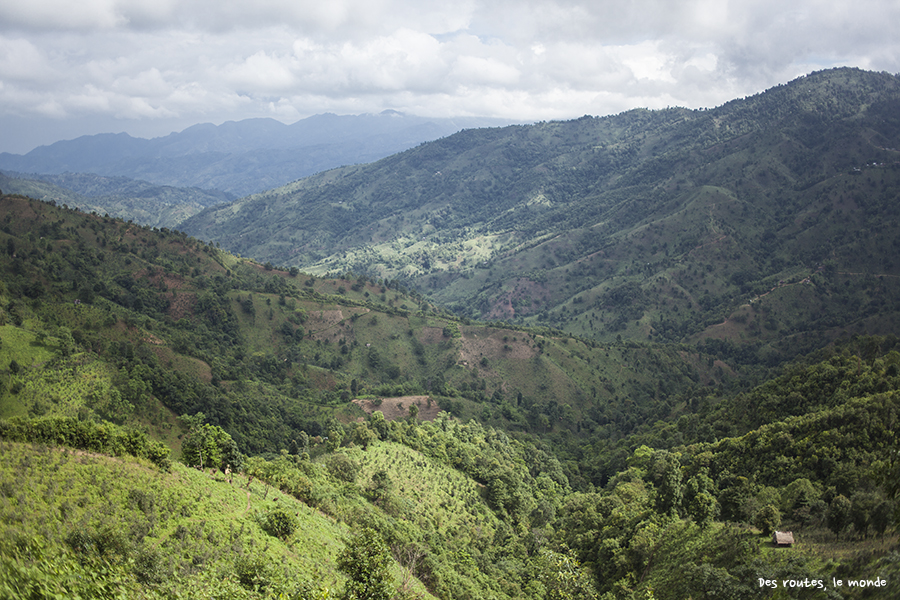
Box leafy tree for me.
[367,469,393,507]
[181,416,243,472]
[871,499,895,539]
[753,504,781,536]
[850,491,878,538]
[369,411,389,441]
[648,450,683,517]
[827,495,852,539]
[689,491,720,529]
[337,527,393,600]
[537,547,599,600]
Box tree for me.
[649,450,683,517]
[690,491,720,529]
[367,469,393,507]
[827,495,852,540]
[369,411,388,441]
[753,504,781,536]
[685,469,719,528]
[538,547,599,600]
[181,415,243,472]
[850,492,878,539]
[871,499,895,539]
[337,527,393,600]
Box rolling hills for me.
[180,67,900,365]
[0,194,726,454]
[2,192,900,598]
[4,67,900,599]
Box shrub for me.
[261,507,298,540]
[233,554,272,592]
[324,452,360,483]
[338,527,393,600]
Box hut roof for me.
[773,531,794,546]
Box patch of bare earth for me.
[459,328,537,365]
[352,395,441,422]
[418,327,448,344]
[485,278,550,320]
[167,292,196,321]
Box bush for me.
[233,554,272,592]
[338,527,393,600]
[261,507,298,540]
[324,452,360,483]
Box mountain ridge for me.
[180,67,900,362]
[0,112,521,196]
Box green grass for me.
[0,440,357,599]
[0,325,56,375]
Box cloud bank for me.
[1,0,898,152]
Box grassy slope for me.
[0,194,733,456]
[0,440,369,599]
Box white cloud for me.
[1,0,899,153]
[0,37,58,83]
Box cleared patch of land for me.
[352,395,442,421]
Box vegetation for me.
[0,170,232,229]
[181,68,900,367]
[2,67,900,599]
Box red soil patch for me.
[459,327,537,365]
[418,327,449,344]
[352,395,441,422]
[485,278,551,320]
[167,292,197,321]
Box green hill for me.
[4,76,900,596]
[181,68,900,365]
[0,170,232,229]
[0,434,439,599]
[0,194,731,455]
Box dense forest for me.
[3,68,900,600]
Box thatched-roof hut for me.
[772,531,794,547]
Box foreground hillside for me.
[181,68,900,364]
[2,193,900,597]
[0,435,437,599]
[4,357,900,599]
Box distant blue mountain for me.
[0,112,520,196]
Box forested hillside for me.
[0,194,735,454]
[0,170,233,229]
[2,192,900,598]
[181,68,900,367]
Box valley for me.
[2,67,900,599]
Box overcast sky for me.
[1,0,898,154]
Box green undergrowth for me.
[0,439,366,599]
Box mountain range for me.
[177,67,900,364]
[0,111,519,197]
